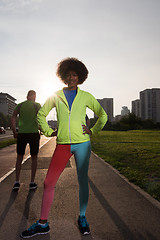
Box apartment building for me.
[132,99,140,118]
[140,88,160,122]
[95,98,114,122]
[0,92,17,116]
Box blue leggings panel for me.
[71,141,91,216]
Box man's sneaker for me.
[78,215,90,235]
[12,182,20,191]
[29,182,38,190]
[20,221,50,238]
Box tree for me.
[119,113,143,130]
[0,112,12,128]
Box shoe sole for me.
[20,230,50,238]
[83,231,91,235]
[29,186,38,190]
[12,187,19,191]
[78,226,91,235]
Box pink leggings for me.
[40,142,91,220]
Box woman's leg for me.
[71,141,91,216]
[40,144,72,220]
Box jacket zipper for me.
[69,110,71,143]
[59,90,78,144]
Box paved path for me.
[0,137,160,240]
[0,135,51,181]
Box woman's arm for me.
[37,96,56,137]
[87,93,108,134]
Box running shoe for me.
[29,182,38,190]
[78,215,90,235]
[20,221,50,238]
[12,182,20,191]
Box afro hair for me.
[56,57,89,84]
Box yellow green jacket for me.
[37,87,107,144]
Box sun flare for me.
[38,78,63,105]
[42,85,56,102]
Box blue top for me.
[63,89,77,110]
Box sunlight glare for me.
[39,79,60,104]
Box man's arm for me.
[11,110,18,138]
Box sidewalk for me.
[0,135,51,181]
[0,137,160,240]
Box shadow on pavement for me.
[88,177,139,240]
[22,189,37,219]
[16,189,50,239]
[0,190,18,228]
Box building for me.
[140,88,160,123]
[95,98,114,122]
[0,92,17,116]
[48,120,57,129]
[132,99,140,117]
[121,106,130,116]
[114,114,122,122]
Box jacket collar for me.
[57,87,80,98]
[55,87,80,107]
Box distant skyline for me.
[1,0,160,118]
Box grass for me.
[0,139,17,149]
[91,130,160,202]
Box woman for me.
[20,57,107,238]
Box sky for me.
[0,0,160,119]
